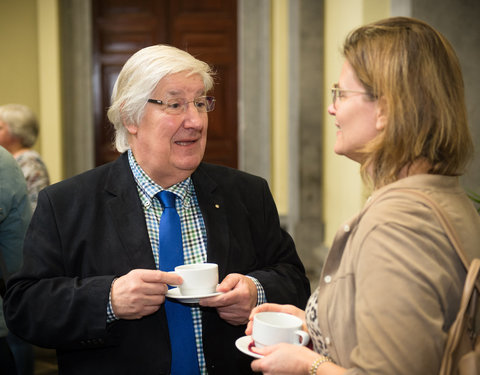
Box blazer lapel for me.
[104,154,156,270]
[192,164,230,278]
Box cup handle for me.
[294,330,310,346]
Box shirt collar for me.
[127,149,192,208]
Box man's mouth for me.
[175,140,197,146]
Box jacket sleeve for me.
[0,173,31,279]
[0,150,31,337]
[3,188,115,349]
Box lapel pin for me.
[215,204,220,209]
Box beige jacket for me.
[316,174,480,374]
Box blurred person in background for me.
[0,146,31,375]
[0,104,50,375]
[0,104,50,212]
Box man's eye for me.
[167,101,182,109]
[195,100,206,108]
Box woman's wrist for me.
[309,355,333,375]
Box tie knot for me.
[157,190,175,208]
[158,190,176,208]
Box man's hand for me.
[111,269,182,320]
[199,273,258,325]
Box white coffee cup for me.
[252,311,310,348]
[174,263,219,296]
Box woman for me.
[0,104,50,211]
[246,17,480,374]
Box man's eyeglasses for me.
[331,84,370,109]
[147,96,216,115]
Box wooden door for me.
[92,0,238,168]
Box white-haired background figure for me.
[0,104,50,212]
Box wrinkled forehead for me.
[153,71,206,98]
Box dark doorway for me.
[92,0,238,168]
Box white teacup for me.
[174,263,218,296]
[252,311,310,348]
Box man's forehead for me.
[154,72,205,96]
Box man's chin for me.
[175,156,204,173]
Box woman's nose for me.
[327,103,336,116]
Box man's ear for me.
[375,97,388,131]
[125,122,138,135]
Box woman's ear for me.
[375,97,388,131]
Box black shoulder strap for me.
[0,248,9,297]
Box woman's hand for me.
[245,303,307,336]
[250,343,318,375]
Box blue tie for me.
[157,191,199,374]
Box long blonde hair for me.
[343,17,473,188]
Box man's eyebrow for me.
[164,90,183,97]
[163,89,205,97]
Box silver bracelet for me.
[309,355,332,375]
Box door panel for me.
[92,0,238,168]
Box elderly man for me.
[4,45,310,375]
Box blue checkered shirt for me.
[107,150,266,373]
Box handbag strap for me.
[395,188,480,292]
[398,188,480,361]
[439,258,480,375]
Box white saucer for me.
[235,335,263,359]
[166,287,223,303]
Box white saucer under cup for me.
[235,336,263,359]
[166,287,222,304]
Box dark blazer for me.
[4,153,310,375]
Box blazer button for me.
[324,275,332,283]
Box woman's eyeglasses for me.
[331,84,371,109]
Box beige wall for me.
[0,0,39,120]
[322,0,390,245]
[271,0,290,215]
[37,0,62,184]
[0,0,62,183]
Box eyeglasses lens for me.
[163,96,215,115]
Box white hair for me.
[0,104,38,148]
